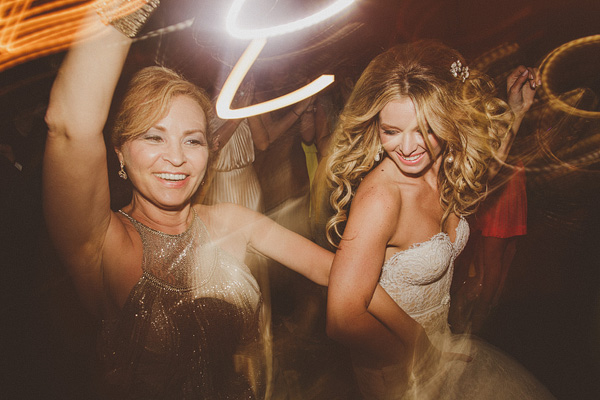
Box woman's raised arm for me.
[43,9,131,295]
[488,65,540,178]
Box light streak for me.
[0,0,161,71]
[218,0,356,119]
[215,38,334,119]
[225,0,355,39]
[539,34,600,119]
[0,0,91,71]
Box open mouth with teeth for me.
[154,173,187,181]
[398,152,425,163]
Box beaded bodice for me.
[99,210,261,398]
[122,210,260,311]
[379,218,469,336]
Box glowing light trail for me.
[216,38,334,119]
[539,34,600,119]
[225,0,355,39]
[217,0,356,119]
[0,0,91,70]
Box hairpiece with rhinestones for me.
[450,60,470,82]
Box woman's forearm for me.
[46,10,131,139]
[327,284,416,365]
[326,304,410,366]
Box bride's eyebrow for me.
[380,122,422,132]
[380,123,401,130]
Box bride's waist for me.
[407,294,450,317]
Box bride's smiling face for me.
[378,97,442,176]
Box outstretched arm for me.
[220,203,332,286]
[43,9,132,306]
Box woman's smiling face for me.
[117,95,209,210]
[378,97,442,176]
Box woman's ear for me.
[114,147,123,164]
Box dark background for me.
[1,1,599,398]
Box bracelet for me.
[95,0,160,38]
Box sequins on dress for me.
[99,210,263,399]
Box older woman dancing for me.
[43,5,330,398]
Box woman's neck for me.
[123,196,194,235]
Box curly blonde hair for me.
[326,40,513,246]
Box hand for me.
[292,95,315,116]
[507,65,540,118]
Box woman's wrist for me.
[95,0,160,38]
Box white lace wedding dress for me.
[356,218,555,399]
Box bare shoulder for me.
[194,203,263,243]
[194,203,256,262]
[104,210,139,253]
[353,165,403,218]
[197,203,258,229]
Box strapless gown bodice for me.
[380,218,469,336]
[355,219,556,400]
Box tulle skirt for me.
[353,333,555,400]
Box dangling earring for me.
[445,147,455,164]
[118,160,128,180]
[375,144,383,162]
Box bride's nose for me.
[398,132,419,156]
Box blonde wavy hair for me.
[112,66,213,153]
[326,40,513,246]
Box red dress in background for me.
[475,162,527,238]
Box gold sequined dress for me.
[99,210,263,399]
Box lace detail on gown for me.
[99,210,263,399]
[356,218,555,400]
[380,218,469,336]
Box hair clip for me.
[450,60,470,82]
